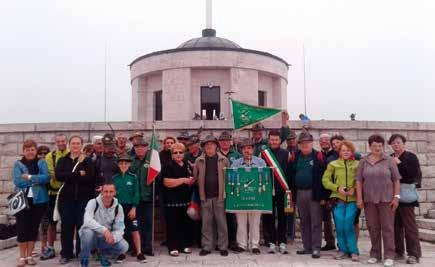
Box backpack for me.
[93,199,119,230]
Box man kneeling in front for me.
[79,183,129,267]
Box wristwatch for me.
[28,174,32,180]
[394,194,401,200]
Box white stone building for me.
[129,28,289,122]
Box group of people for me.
[11,112,423,267]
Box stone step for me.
[427,209,435,219]
[419,229,435,243]
[417,218,435,230]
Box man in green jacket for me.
[40,133,69,260]
[129,138,154,256]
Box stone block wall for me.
[1,120,435,217]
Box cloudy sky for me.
[0,0,433,123]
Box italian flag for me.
[260,147,289,191]
[146,132,161,185]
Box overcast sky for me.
[0,0,433,123]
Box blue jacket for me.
[12,159,50,204]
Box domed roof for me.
[177,29,241,49]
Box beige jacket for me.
[193,153,229,201]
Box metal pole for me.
[303,43,307,117]
[104,41,108,122]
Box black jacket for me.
[288,149,328,203]
[95,154,119,185]
[262,147,290,195]
[55,153,96,202]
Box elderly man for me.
[95,133,119,186]
[92,135,104,157]
[78,183,128,267]
[128,132,144,157]
[115,133,129,155]
[218,131,242,251]
[289,132,327,259]
[193,135,230,256]
[231,138,266,255]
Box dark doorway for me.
[200,86,220,120]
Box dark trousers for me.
[16,198,47,242]
[394,206,422,258]
[137,201,153,253]
[322,203,335,246]
[226,213,237,246]
[262,193,287,245]
[165,206,190,252]
[297,189,322,251]
[59,199,87,258]
[364,202,395,260]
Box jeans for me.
[333,202,359,254]
[137,201,153,253]
[79,228,128,261]
[59,199,88,258]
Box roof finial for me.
[206,0,212,29]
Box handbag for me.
[7,188,30,215]
[399,183,419,203]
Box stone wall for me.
[1,120,435,217]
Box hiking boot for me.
[321,244,336,251]
[115,254,125,264]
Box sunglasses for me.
[38,152,48,156]
[172,151,183,155]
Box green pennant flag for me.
[231,99,282,130]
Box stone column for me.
[230,68,258,105]
[162,68,192,121]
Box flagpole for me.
[151,123,156,253]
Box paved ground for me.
[0,237,434,267]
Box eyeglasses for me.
[172,151,183,155]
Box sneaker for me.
[40,247,55,260]
[183,248,192,254]
[115,254,126,263]
[100,258,112,267]
[384,259,394,267]
[279,243,288,254]
[137,253,147,263]
[268,243,276,254]
[252,248,261,255]
[80,259,89,267]
[406,256,419,264]
[321,244,336,251]
[220,250,229,256]
[351,254,360,262]
[368,258,379,264]
[312,250,321,259]
[334,251,348,260]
